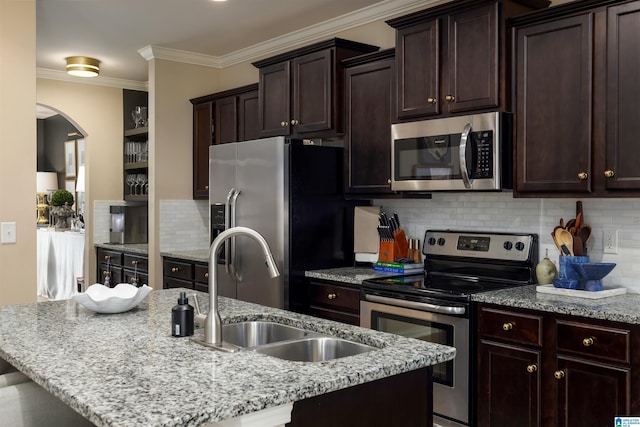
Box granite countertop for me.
[472,285,640,324]
[160,249,209,263]
[0,289,455,427]
[94,242,149,255]
[305,266,415,285]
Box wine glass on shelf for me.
[126,174,136,196]
[136,174,148,196]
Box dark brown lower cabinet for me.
[307,279,360,326]
[477,304,640,427]
[162,257,208,292]
[288,366,432,427]
[96,247,148,287]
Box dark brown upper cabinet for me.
[190,84,259,200]
[387,0,549,120]
[252,38,378,138]
[512,0,640,197]
[342,49,398,196]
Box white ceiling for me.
[36,0,432,84]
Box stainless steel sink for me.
[222,321,308,348]
[254,337,376,362]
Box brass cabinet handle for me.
[102,271,109,276]
[104,255,110,261]
[131,277,138,283]
[171,267,180,273]
[427,97,437,104]
[445,95,455,102]
[205,185,209,190]
[280,121,288,127]
[526,364,538,374]
[578,172,588,180]
[502,322,514,331]
[554,370,565,380]
[131,260,138,266]
[204,272,209,278]
[387,178,391,184]
[583,336,596,347]
[604,170,615,178]
[290,119,298,126]
[327,293,337,300]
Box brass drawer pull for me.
[578,172,588,180]
[104,255,110,261]
[554,370,565,380]
[131,277,138,283]
[171,267,180,273]
[502,322,514,331]
[131,260,139,266]
[526,364,537,374]
[582,336,596,347]
[445,95,455,102]
[327,293,337,300]
[204,272,209,278]
[427,97,437,104]
[290,119,298,126]
[280,121,288,127]
[604,169,615,178]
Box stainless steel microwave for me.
[391,112,512,192]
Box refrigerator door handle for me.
[224,189,237,277]
[229,189,242,282]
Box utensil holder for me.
[559,256,589,280]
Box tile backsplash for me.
[159,200,209,251]
[375,193,640,293]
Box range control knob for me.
[515,242,526,251]
[428,237,437,246]
[503,241,513,250]
[437,238,446,246]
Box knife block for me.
[378,241,395,262]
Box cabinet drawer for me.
[123,270,148,287]
[309,281,359,313]
[556,320,630,364]
[164,277,193,290]
[163,259,193,281]
[479,307,543,347]
[97,248,123,266]
[124,254,148,272]
[194,264,209,284]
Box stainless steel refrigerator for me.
[209,136,356,310]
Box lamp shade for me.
[66,56,100,77]
[37,172,58,193]
[76,166,85,192]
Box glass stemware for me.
[126,174,136,195]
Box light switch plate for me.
[1,222,17,244]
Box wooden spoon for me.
[555,228,574,256]
[577,225,592,246]
[575,212,583,232]
[573,236,584,256]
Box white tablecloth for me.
[36,229,85,300]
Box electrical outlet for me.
[1,222,17,244]
[603,229,618,254]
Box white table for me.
[36,229,84,300]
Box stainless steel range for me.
[360,230,538,427]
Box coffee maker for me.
[109,205,148,244]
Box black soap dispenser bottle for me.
[171,291,194,337]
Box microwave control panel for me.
[471,130,493,179]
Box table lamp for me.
[36,172,58,225]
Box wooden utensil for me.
[575,212,583,231]
[573,236,584,256]
[555,228,574,256]
[577,225,592,245]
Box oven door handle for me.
[364,294,466,315]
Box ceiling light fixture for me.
[65,56,100,77]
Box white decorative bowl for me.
[73,283,152,314]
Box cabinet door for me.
[478,340,541,427]
[605,1,640,190]
[344,58,395,194]
[292,49,332,134]
[259,61,291,137]
[515,14,594,194]
[555,356,630,427]
[396,19,440,118]
[215,96,238,144]
[447,3,498,113]
[193,101,214,199]
[238,90,259,141]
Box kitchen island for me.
[0,288,454,427]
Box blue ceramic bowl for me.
[571,262,616,291]
[552,277,579,289]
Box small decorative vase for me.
[535,249,558,285]
[51,203,74,230]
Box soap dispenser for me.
[171,292,194,337]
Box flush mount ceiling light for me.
[65,56,100,77]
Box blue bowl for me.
[571,263,616,291]
[552,277,579,289]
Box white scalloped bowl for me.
[73,283,152,314]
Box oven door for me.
[360,295,469,427]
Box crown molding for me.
[36,68,148,91]
[139,0,437,70]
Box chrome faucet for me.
[205,226,280,346]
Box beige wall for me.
[147,59,221,284]
[36,80,123,289]
[0,0,36,305]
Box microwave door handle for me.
[459,123,473,189]
[229,189,242,282]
